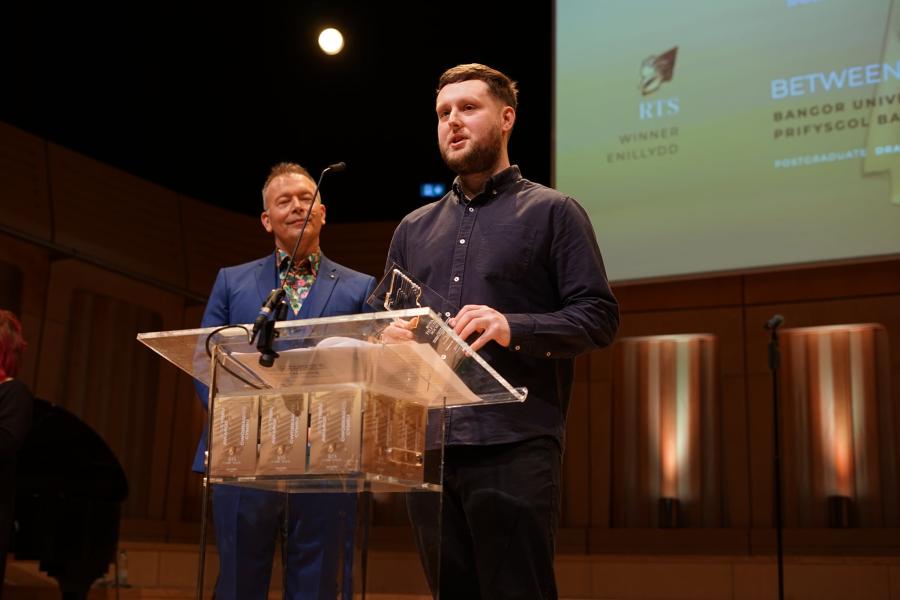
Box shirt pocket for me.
[475,223,537,281]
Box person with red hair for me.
[0,310,33,586]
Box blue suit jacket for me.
[192,252,376,472]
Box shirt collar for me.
[276,248,320,277]
[451,165,522,204]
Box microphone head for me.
[327,161,347,173]
[765,314,784,330]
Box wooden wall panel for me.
[180,197,271,297]
[588,378,613,530]
[322,221,397,279]
[59,290,166,520]
[721,375,751,528]
[169,304,208,533]
[745,297,900,375]
[0,261,23,314]
[588,350,614,532]
[591,346,614,381]
[588,528,749,554]
[612,275,743,312]
[744,259,900,304]
[750,527,900,555]
[587,347,614,531]
[48,145,187,289]
[0,122,51,241]
[616,307,745,376]
[0,234,51,390]
[562,374,591,530]
[35,259,185,538]
[746,372,778,531]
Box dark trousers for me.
[211,487,356,600]
[410,436,562,600]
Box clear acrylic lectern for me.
[138,307,526,599]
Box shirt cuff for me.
[505,313,536,354]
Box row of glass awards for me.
[211,385,426,483]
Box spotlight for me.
[318,28,344,55]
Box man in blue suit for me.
[193,162,376,600]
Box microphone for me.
[250,161,347,345]
[765,314,784,330]
[249,288,286,344]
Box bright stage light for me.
[318,28,344,56]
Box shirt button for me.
[453,276,460,282]
[468,207,474,212]
[514,345,521,351]
[545,352,552,357]
[444,312,451,318]
[459,238,466,244]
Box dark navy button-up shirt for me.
[386,165,619,447]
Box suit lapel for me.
[299,255,338,319]
[255,253,278,305]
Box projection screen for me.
[555,0,900,282]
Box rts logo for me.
[638,46,679,120]
[640,97,680,120]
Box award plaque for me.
[307,386,363,474]
[210,393,258,477]
[257,393,308,476]
[362,392,426,481]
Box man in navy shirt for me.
[387,64,619,599]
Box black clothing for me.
[0,379,33,586]
[388,165,618,599]
[387,165,618,446]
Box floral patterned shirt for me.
[276,249,320,316]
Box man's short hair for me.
[437,63,519,110]
[0,310,27,379]
[261,162,314,210]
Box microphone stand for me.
[257,298,288,367]
[766,314,785,600]
[252,162,346,366]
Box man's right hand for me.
[379,318,416,343]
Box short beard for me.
[441,126,502,175]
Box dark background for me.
[2,2,553,222]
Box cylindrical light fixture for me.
[613,333,718,528]
[781,323,890,528]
